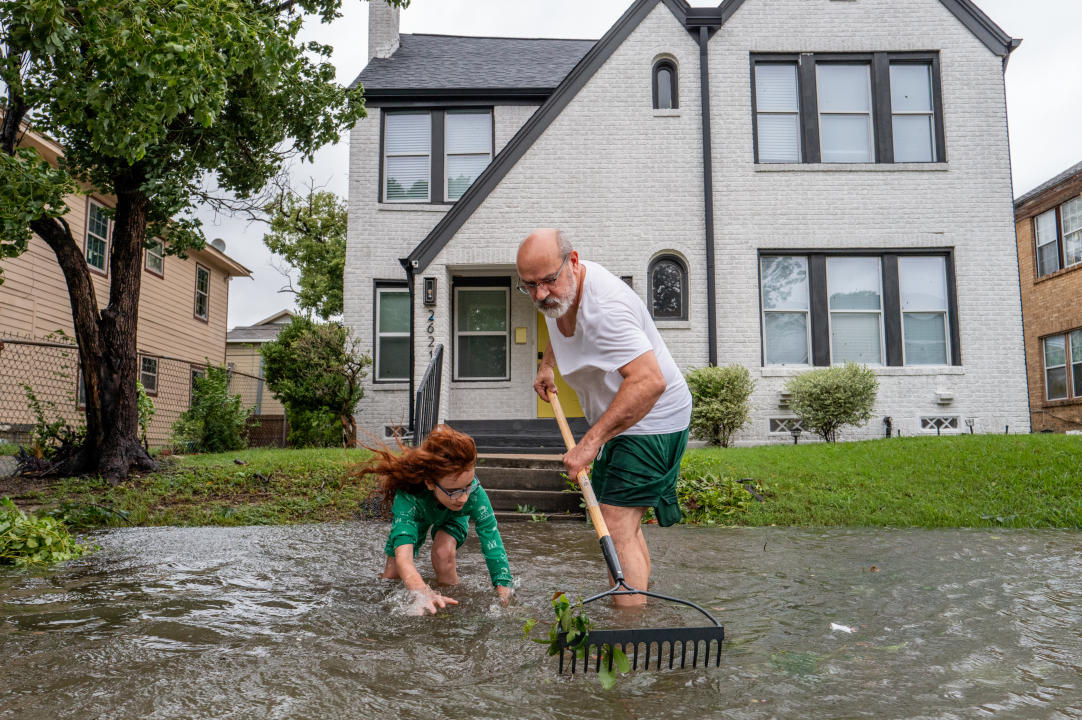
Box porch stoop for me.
[475,455,585,524]
[446,418,590,455]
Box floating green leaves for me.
[0,498,94,567]
[523,592,629,689]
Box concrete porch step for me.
[494,510,583,524]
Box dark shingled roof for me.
[352,34,597,93]
[1015,161,1082,207]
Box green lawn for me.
[2,435,1080,530]
[682,434,1082,528]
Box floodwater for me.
[2,523,1081,719]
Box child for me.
[362,424,513,615]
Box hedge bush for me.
[685,364,755,447]
[785,363,879,442]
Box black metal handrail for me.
[412,344,444,445]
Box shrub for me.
[137,381,156,451]
[676,473,761,525]
[1,498,94,567]
[286,407,341,448]
[685,365,755,447]
[785,363,879,442]
[172,365,251,453]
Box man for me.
[516,228,692,607]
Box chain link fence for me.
[0,334,288,449]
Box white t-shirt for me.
[545,260,692,435]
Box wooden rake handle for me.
[549,394,625,584]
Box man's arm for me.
[533,341,557,401]
[562,350,666,480]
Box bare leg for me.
[599,503,648,608]
[430,530,460,586]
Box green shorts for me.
[590,428,689,527]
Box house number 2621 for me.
[426,311,435,358]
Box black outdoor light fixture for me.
[790,427,802,445]
[422,276,437,306]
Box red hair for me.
[357,424,477,517]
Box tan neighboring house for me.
[1014,161,1082,433]
[0,127,251,447]
[225,309,295,417]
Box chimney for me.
[368,2,401,62]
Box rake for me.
[548,394,725,674]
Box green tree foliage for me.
[263,188,347,319]
[785,363,879,442]
[260,316,371,448]
[172,366,251,453]
[685,365,755,447]
[0,0,406,480]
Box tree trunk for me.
[340,412,357,449]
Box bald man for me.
[516,228,692,607]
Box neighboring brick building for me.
[1014,161,1082,433]
[345,0,1029,444]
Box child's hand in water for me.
[411,588,458,615]
[496,585,511,607]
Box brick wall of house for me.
[1015,176,1082,432]
[345,0,1030,443]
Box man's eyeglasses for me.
[435,477,478,500]
[517,254,569,295]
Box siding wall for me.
[344,0,1030,442]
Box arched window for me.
[648,254,688,320]
[652,59,678,110]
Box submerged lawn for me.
[2,435,1080,530]
[682,434,1082,528]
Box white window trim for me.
[86,199,111,273]
[139,355,159,394]
[826,257,885,366]
[453,285,510,381]
[889,63,937,162]
[760,255,812,367]
[384,111,431,204]
[444,110,492,202]
[1060,197,1082,269]
[1044,335,1068,401]
[375,287,410,382]
[194,265,210,321]
[145,239,165,275]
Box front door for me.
[535,311,584,418]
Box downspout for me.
[399,257,417,435]
[697,24,719,366]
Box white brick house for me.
[345,0,1030,446]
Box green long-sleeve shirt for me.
[383,483,513,587]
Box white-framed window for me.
[920,416,959,433]
[827,256,883,365]
[194,265,210,321]
[754,63,801,163]
[1074,329,1082,399]
[769,417,807,434]
[1035,207,1061,277]
[899,256,950,365]
[140,356,159,395]
[145,239,165,276]
[889,63,936,162]
[384,112,431,202]
[445,111,492,201]
[1061,196,1082,268]
[817,64,875,163]
[86,200,111,273]
[761,255,811,365]
[375,286,410,382]
[454,285,509,380]
[1044,335,1068,401]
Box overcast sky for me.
[214,0,1082,328]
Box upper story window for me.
[652,59,678,110]
[194,264,210,321]
[752,53,944,165]
[86,200,111,274]
[383,109,493,204]
[760,251,957,367]
[1034,195,1082,277]
[145,239,165,276]
[648,254,688,320]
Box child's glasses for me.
[435,477,479,500]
